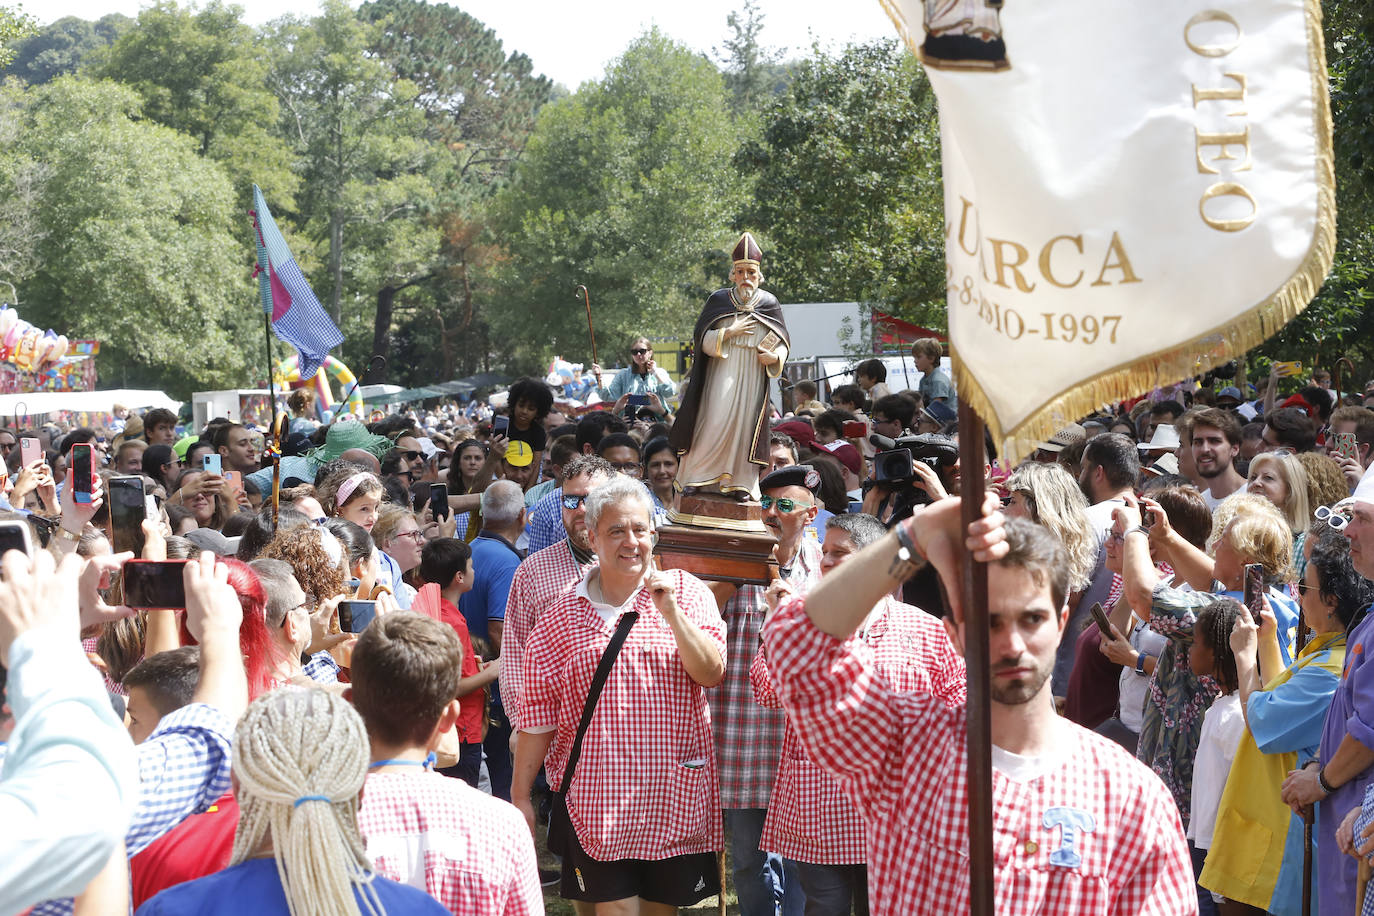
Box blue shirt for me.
[136,857,448,915]
[459,532,522,644]
[527,487,565,556]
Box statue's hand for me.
[757,349,780,368]
[723,316,752,341]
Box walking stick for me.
[575,285,598,372]
[716,849,727,916]
[1335,356,1355,408]
[1302,806,1313,916]
[1359,858,1371,915]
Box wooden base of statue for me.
[656,493,778,586]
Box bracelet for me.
[54,526,81,543]
[1135,653,1149,676]
[1125,526,1151,538]
[1318,766,1337,796]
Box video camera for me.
[864,433,959,523]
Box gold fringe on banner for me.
[884,0,1337,464]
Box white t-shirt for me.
[1117,621,1168,733]
[1202,487,1225,511]
[992,719,1070,783]
[1188,692,1246,848]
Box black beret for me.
[760,463,821,493]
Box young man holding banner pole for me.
[760,461,1197,914]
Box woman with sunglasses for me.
[592,337,676,419]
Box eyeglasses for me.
[561,494,589,510]
[631,348,651,356]
[610,462,641,473]
[394,530,425,541]
[0,442,13,452]
[398,450,422,462]
[760,496,813,513]
[1296,581,1318,594]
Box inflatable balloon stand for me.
[275,354,363,419]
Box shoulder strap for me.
[558,610,638,793]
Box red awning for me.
[872,311,947,345]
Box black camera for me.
[871,434,959,486]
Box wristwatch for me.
[1135,653,1149,676]
[891,521,926,580]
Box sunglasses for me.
[397,450,422,461]
[760,496,813,513]
[631,348,651,355]
[561,494,588,510]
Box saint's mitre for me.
[732,232,763,268]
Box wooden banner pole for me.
[957,396,994,915]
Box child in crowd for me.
[1188,599,1245,908]
[418,538,500,787]
[503,377,553,454]
[319,469,384,533]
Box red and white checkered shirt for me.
[762,595,1197,916]
[711,537,822,809]
[752,597,966,864]
[519,568,727,861]
[358,769,542,916]
[499,538,593,718]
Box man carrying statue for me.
[670,232,791,505]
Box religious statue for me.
[670,232,790,505]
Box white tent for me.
[0,389,182,419]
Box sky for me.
[33,0,902,88]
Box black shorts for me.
[559,827,720,906]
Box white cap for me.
[1138,424,1181,451]
[1354,461,1374,506]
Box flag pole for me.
[957,395,994,915]
[263,306,281,529]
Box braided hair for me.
[1195,598,1242,693]
[230,689,382,916]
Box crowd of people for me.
[7,339,1374,916]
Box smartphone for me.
[224,470,242,493]
[202,453,222,476]
[842,420,868,439]
[122,560,189,610]
[492,416,509,436]
[1334,431,1360,464]
[1243,563,1265,617]
[107,475,147,557]
[627,394,651,407]
[19,437,40,467]
[338,599,378,633]
[1088,602,1114,639]
[430,483,450,522]
[70,443,94,505]
[1141,506,1155,529]
[0,519,33,558]
[1274,360,1303,378]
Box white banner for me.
[881,0,1334,457]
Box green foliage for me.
[95,1,297,210]
[2,13,125,82]
[492,29,743,369]
[9,77,252,393]
[0,4,34,70]
[735,41,946,326]
[715,0,788,115]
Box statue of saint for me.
[669,233,790,502]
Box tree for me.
[8,77,253,393]
[96,1,297,210]
[354,0,554,381]
[715,0,788,115]
[2,13,128,83]
[0,3,34,69]
[263,0,429,332]
[492,29,743,368]
[735,40,946,325]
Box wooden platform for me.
[657,493,778,585]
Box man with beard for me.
[761,500,1195,914]
[498,455,615,722]
[1190,408,1246,510]
[711,464,824,916]
[1056,433,1139,696]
